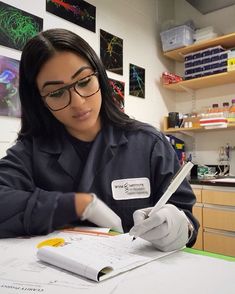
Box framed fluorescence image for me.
[46,0,96,32]
[109,78,125,112]
[0,1,43,51]
[0,55,20,117]
[100,29,123,75]
[129,63,145,98]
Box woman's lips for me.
[72,110,91,121]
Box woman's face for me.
[36,51,102,141]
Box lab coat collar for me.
[103,123,128,147]
[78,124,128,191]
[36,124,128,153]
[35,124,128,186]
[36,132,81,181]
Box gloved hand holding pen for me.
[129,162,194,251]
[129,204,190,252]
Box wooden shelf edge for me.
[162,71,235,92]
[162,117,235,134]
[163,126,235,134]
[163,32,235,62]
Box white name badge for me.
[111,178,150,200]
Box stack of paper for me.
[37,233,175,282]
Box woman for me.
[0,28,199,251]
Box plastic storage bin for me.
[227,50,235,71]
[166,135,185,162]
[184,46,228,80]
[160,25,194,52]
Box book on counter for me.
[37,233,175,282]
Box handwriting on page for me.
[58,233,169,275]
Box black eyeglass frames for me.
[41,72,99,111]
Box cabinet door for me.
[203,205,235,231]
[204,229,235,257]
[193,188,202,203]
[192,204,203,250]
[202,190,235,206]
[201,188,235,256]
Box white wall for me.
[2,0,233,166]
[0,0,174,158]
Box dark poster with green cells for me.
[0,1,43,51]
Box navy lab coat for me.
[0,123,199,242]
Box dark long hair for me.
[18,28,138,139]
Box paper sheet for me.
[37,234,174,281]
[0,232,114,293]
[1,230,235,294]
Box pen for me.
[132,161,194,240]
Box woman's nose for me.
[70,88,85,107]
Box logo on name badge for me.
[111,178,150,200]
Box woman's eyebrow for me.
[42,80,64,89]
[71,66,92,79]
[42,66,92,89]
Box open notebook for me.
[37,233,175,282]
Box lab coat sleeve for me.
[0,140,77,238]
[150,134,200,247]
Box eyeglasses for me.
[41,72,100,111]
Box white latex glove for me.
[129,204,189,252]
[81,194,123,233]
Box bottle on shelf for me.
[228,99,235,125]
[206,103,217,118]
[222,102,230,118]
[180,152,186,165]
[211,103,219,113]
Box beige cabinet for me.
[202,188,235,257]
[192,187,203,250]
[192,185,235,257]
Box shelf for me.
[163,32,235,62]
[164,125,235,134]
[163,70,235,92]
[161,33,235,137]
[162,117,235,134]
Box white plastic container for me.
[160,25,194,52]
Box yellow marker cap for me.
[37,238,65,248]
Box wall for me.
[0,0,174,158]
[2,0,233,166]
[171,0,235,165]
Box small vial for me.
[184,122,189,128]
[212,103,219,112]
[222,102,230,118]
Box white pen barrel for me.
[148,162,194,217]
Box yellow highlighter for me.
[37,237,65,248]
